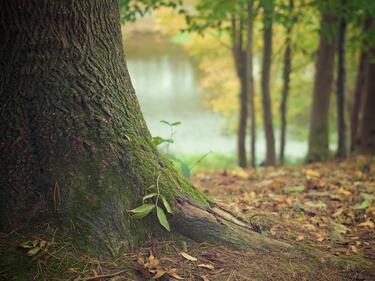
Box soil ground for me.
[1,157,374,280]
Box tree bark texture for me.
[279,0,293,165]
[246,1,256,168]
[336,1,348,159]
[0,0,287,257]
[261,0,276,166]
[307,13,337,162]
[355,48,375,154]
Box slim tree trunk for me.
[279,0,294,165]
[0,0,287,257]
[261,0,276,166]
[351,20,370,152]
[355,48,375,154]
[336,0,348,158]
[231,15,247,167]
[307,12,337,162]
[246,1,256,168]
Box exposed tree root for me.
[171,198,292,252]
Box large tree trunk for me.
[0,0,288,257]
[261,0,276,166]
[336,0,348,159]
[307,12,337,162]
[246,1,256,168]
[279,0,293,165]
[355,48,375,154]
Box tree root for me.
[171,198,292,253]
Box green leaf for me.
[171,121,181,126]
[143,193,158,202]
[354,199,370,210]
[19,242,33,249]
[160,120,171,126]
[152,136,166,146]
[130,204,155,213]
[179,161,191,179]
[156,206,170,231]
[161,195,174,214]
[27,247,41,256]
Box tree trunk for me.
[231,15,247,168]
[307,12,337,162]
[246,1,256,168]
[351,21,370,152]
[279,0,294,165]
[336,0,348,159]
[355,48,375,154]
[0,0,288,257]
[261,0,276,166]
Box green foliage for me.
[119,0,182,22]
[129,174,174,231]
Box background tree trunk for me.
[261,0,276,166]
[307,12,337,162]
[246,1,256,168]
[0,0,287,257]
[231,16,247,168]
[351,20,370,152]
[355,48,375,154]
[336,0,348,158]
[279,0,294,165]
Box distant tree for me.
[246,0,257,168]
[355,47,375,155]
[260,0,276,166]
[279,0,294,165]
[184,1,257,167]
[307,4,337,162]
[336,0,348,158]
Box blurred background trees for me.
[121,0,375,169]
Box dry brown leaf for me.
[296,235,304,241]
[358,219,375,228]
[201,276,210,281]
[152,270,166,279]
[198,264,214,270]
[169,272,184,280]
[180,252,198,261]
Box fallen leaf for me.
[296,235,304,241]
[153,270,166,279]
[180,252,198,261]
[198,264,214,270]
[304,169,321,178]
[358,219,375,228]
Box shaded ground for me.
[1,157,374,280]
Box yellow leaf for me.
[153,270,167,279]
[296,235,304,241]
[198,264,214,270]
[358,219,375,228]
[180,252,198,261]
[168,272,184,280]
[304,169,321,178]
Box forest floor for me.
[1,157,375,280]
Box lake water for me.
[125,34,308,163]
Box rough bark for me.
[261,0,276,166]
[307,12,337,162]
[336,0,348,159]
[0,0,288,257]
[355,48,375,154]
[231,15,247,168]
[246,1,256,168]
[279,0,293,165]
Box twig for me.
[84,269,127,280]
